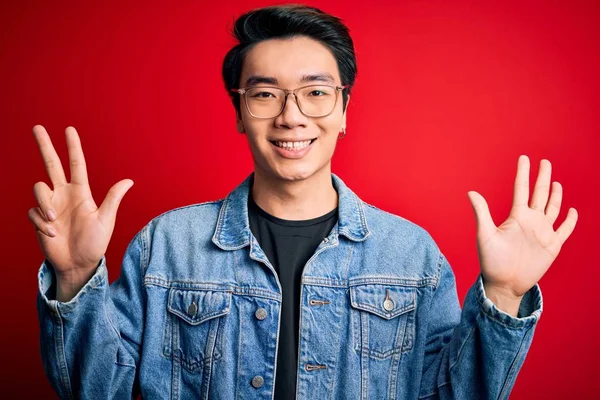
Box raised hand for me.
[29,125,134,301]
[467,155,578,316]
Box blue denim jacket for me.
[37,173,543,399]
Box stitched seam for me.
[498,325,534,399]
[434,252,445,290]
[449,324,476,373]
[478,297,536,330]
[55,308,74,399]
[213,196,228,244]
[236,299,243,400]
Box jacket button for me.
[383,289,395,311]
[255,308,267,320]
[251,375,264,388]
[187,301,198,317]
[383,299,394,311]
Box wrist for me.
[483,282,524,317]
[55,268,98,302]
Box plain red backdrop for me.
[1,0,598,398]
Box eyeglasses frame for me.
[231,84,349,119]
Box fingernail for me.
[48,227,57,237]
[47,209,56,221]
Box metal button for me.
[255,308,267,320]
[187,301,198,317]
[383,289,394,311]
[383,299,394,311]
[251,375,264,388]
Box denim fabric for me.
[37,173,543,399]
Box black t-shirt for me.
[247,193,338,399]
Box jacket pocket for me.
[163,288,232,373]
[349,283,416,359]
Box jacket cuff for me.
[475,274,543,329]
[37,257,108,316]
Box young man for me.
[32,4,578,399]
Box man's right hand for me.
[29,125,134,302]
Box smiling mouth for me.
[269,138,317,150]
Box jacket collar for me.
[212,172,371,250]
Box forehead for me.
[241,36,341,85]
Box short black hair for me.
[222,4,357,116]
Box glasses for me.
[231,84,348,119]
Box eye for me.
[308,90,327,96]
[251,91,275,98]
[247,88,280,99]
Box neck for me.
[251,166,338,221]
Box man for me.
[31,4,578,399]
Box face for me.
[237,36,348,183]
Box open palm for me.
[29,125,133,284]
[467,155,578,298]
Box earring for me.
[338,127,347,139]
[237,122,245,134]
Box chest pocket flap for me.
[167,288,232,325]
[350,284,416,320]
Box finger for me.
[545,181,562,225]
[529,159,552,211]
[33,181,56,221]
[467,191,497,236]
[28,207,57,237]
[512,155,530,208]
[65,126,89,186]
[556,208,578,245]
[98,179,134,225]
[32,125,68,187]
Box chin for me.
[273,163,329,182]
[274,170,314,181]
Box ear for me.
[236,113,245,134]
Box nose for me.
[275,92,308,129]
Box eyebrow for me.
[244,73,336,87]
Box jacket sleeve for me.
[37,225,149,399]
[418,253,543,399]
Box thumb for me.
[98,179,134,224]
[467,190,496,236]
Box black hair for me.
[222,4,357,116]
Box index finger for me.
[33,125,67,187]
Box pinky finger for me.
[556,208,578,246]
[28,207,57,237]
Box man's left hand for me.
[467,155,578,316]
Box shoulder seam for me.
[434,251,446,290]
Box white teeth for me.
[275,140,311,150]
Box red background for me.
[1,0,598,398]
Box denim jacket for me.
[37,173,543,399]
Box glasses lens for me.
[297,85,337,117]
[245,87,285,118]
